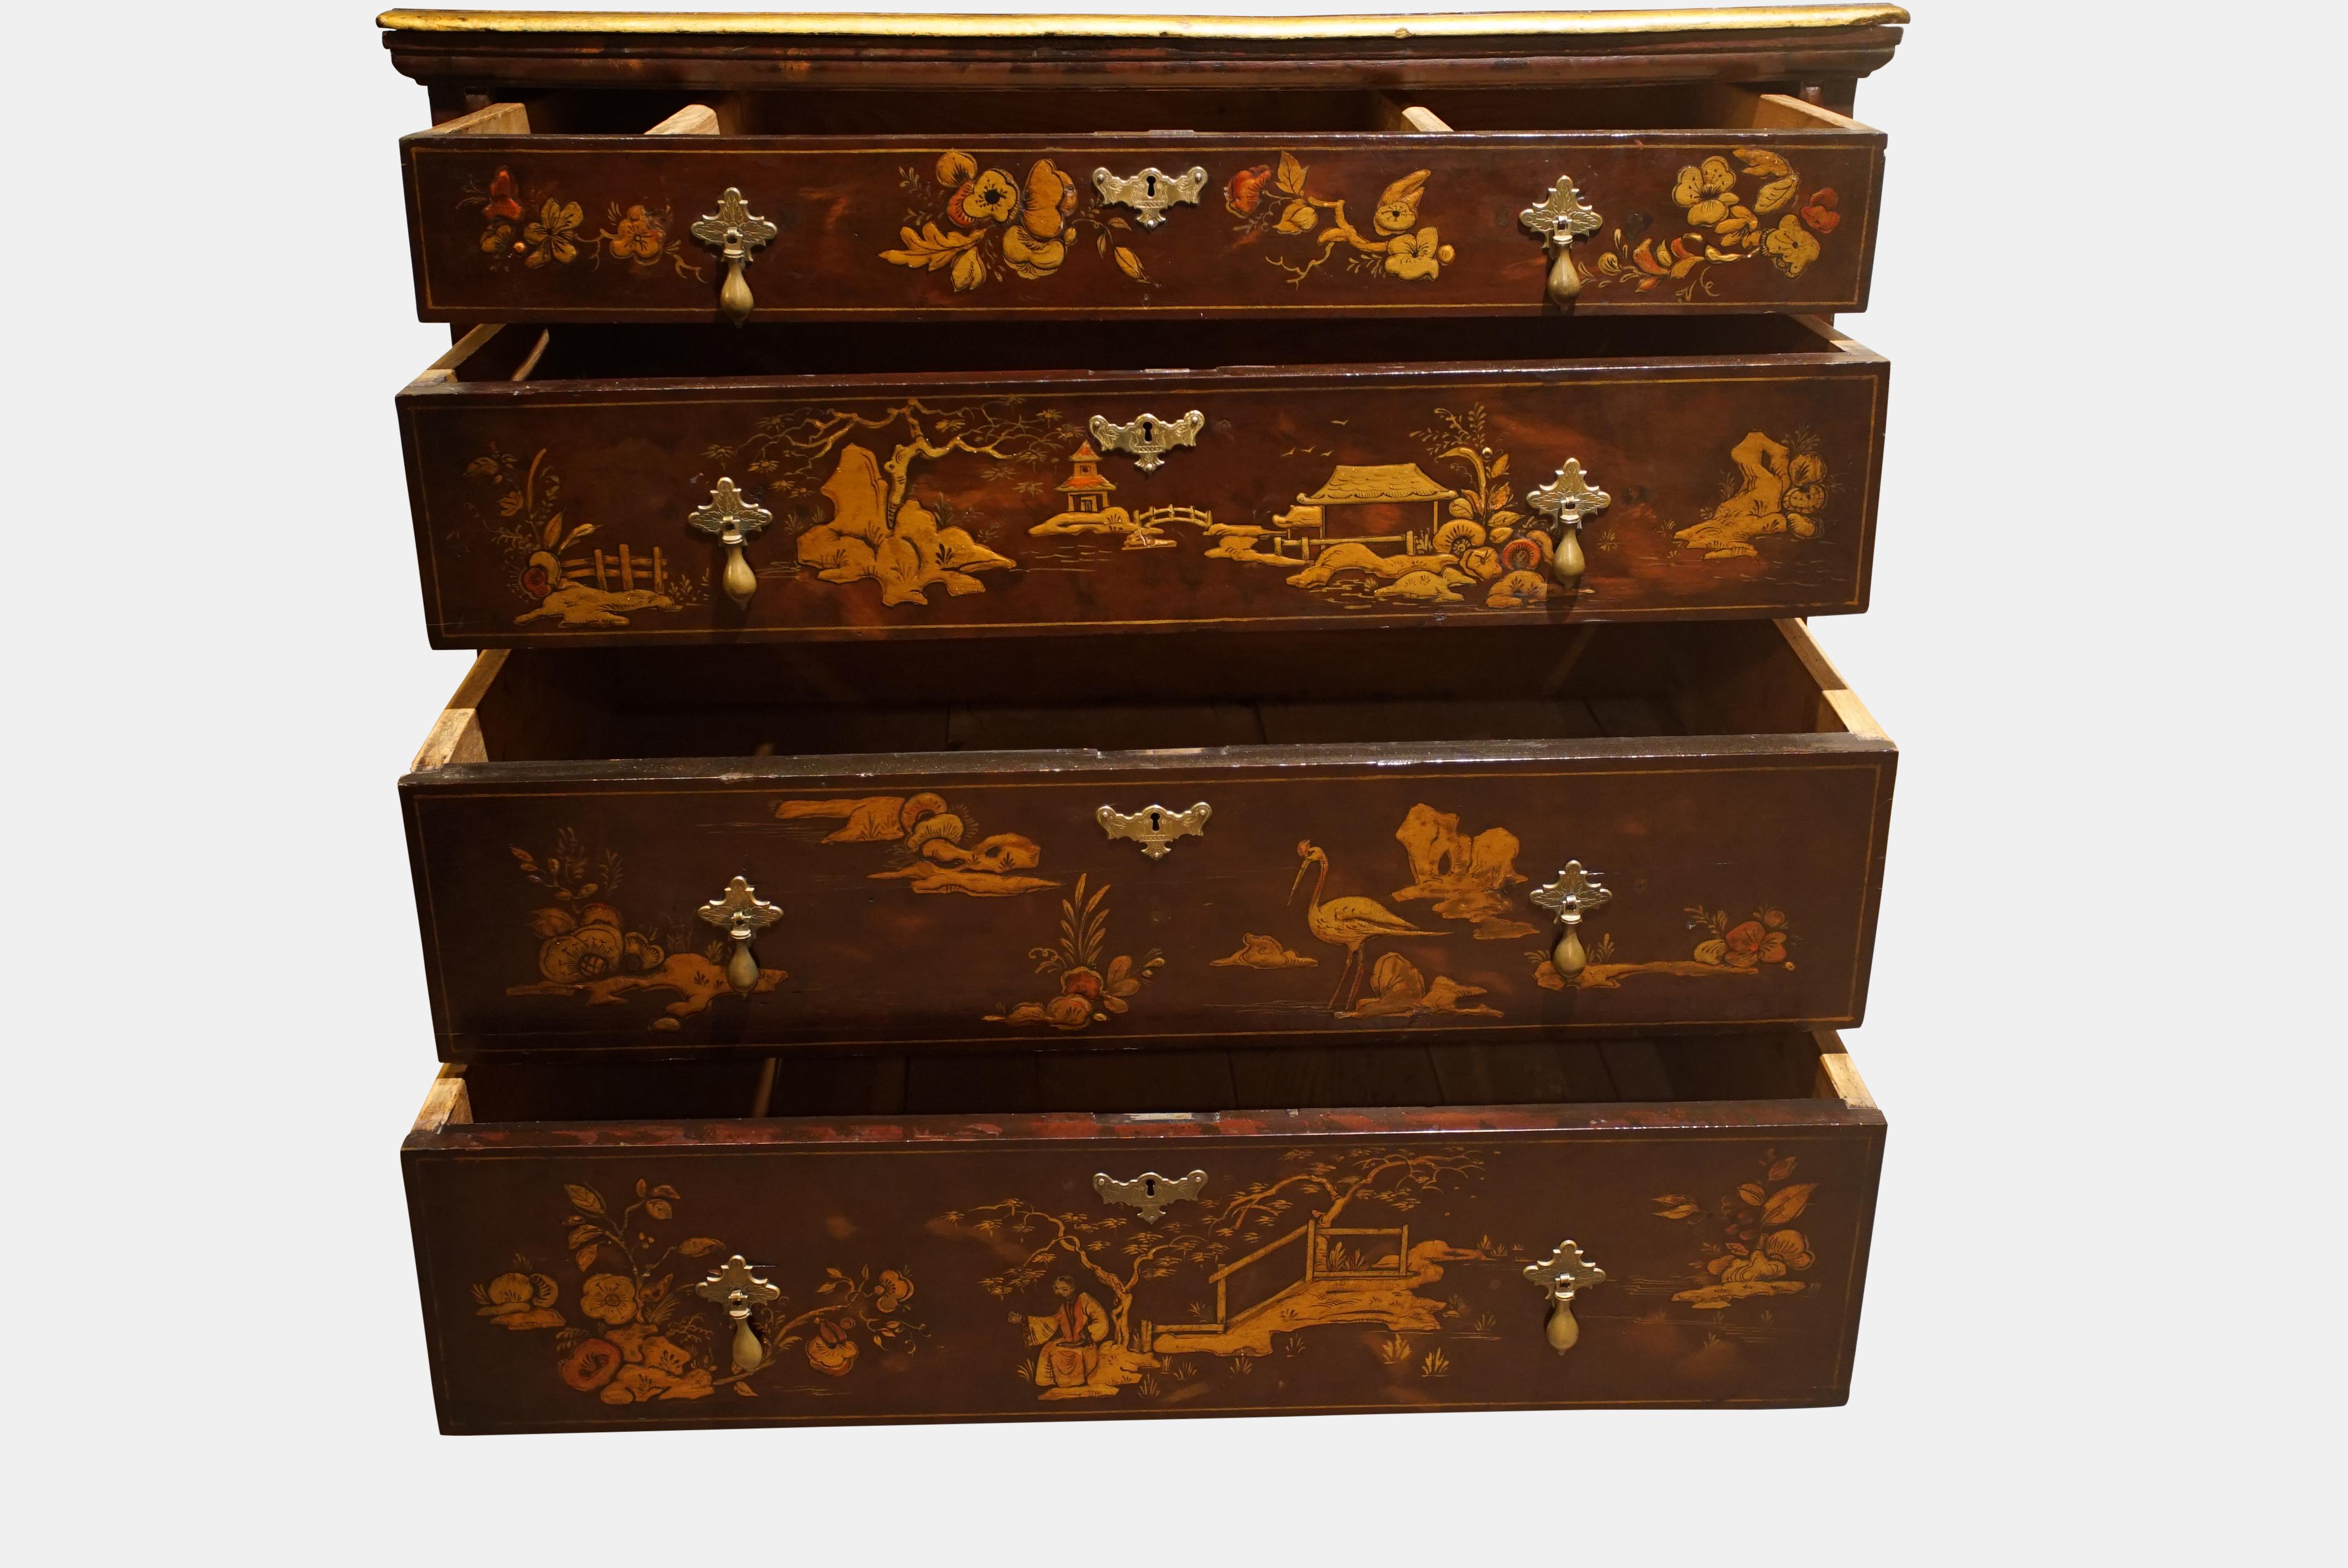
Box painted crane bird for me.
[1290,839,1445,1013]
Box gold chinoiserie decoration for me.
[694,1254,783,1373]
[697,875,783,993]
[689,187,778,323]
[1093,1168,1209,1223]
[1520,174,1604,305]
[1526,457,1611,585]
[1091,164,1209,228]
[1523,1239,1607,1352]
[1530,861,1611,982]
[687,477,775,606]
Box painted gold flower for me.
[523,198,584,269]
[606,204,666,261]
[1763,213,1821,278]
[1019,160,1078,240]
[1673,156,1738,226]
[874,1268,915,1313]
[935,149,978,187]
[1001,223,1065,280]
[1384,228,1453,281]
[950,167,1021,227]
[578,1272,639,1326]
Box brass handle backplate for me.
[689,187,778,324]
[1530,860,1611,982]
[1091,165,1208,228]
[697,874,782,993]
[1094,1168,1208,1222]
[1089,410,1204,474]
[694,1254,782,1373]
[687,477,775,606]
[1526,458,1611,585]
[1098,801,1211,859]
[1523,1239,1606,1353]
[1520,173,1603,305]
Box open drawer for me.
[400,314,1887,645]
[400,618,1893,1059]
[405,1028,1884,1432]
[399,84,1883,324]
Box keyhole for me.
[1145,173,1158,198]
[1144,1177,1158,1197]
[1140,419,1156,442]
[1148,809,1162,832]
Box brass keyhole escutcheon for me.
[1099,800,1211,859]
[1094,1169,1208,1223]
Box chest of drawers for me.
[382,4,1906,1432]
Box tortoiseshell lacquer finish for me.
[401,678,1894,1060]
[406,1059,1885,1432]
[401,128,1883,323]
[399,321,1886,645]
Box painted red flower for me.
[559,1338,622,1391]
[486,167,523,223]
[519,563,553,599]
[1225,164,1275,215]
[1800,188,1840,234]
[1721,917,1790,969]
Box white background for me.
[11,1,2334,1559]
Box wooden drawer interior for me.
[435,1028,1873,1126]
[419,619,1876,771]
[429,84,1867,140]
[439,312,1857,385]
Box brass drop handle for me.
[698,874,782,993]
[689,187,779,324]
[1530,860,1611,982]
[695,1255,782,1373]
[1526,458,1611,587]
[1523,1240,1606,1353]
[687,477,775,607]
[1519,173,1603,306]
[1091,164,1208,229]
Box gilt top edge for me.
[377,7,1911,41]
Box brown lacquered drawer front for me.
[404,1033,1883,1431]
[399,316,1885,645]
[399,620,1893,1060]
[400,92,1882,324]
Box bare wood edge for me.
[410,649,509,773]
[413,1066,475,1134]
[1786,312,1872,358]
[416,99,528,135]
[1774,617,1888,743]
[507,329,552,383]
[410,324,504,388]
[749,1058,780,1118]
[1755,89,1875,132]
[647,102,720,136]
[1374,96,1455,133]
[379,8,1913,41]
[1810,1028,1875,1108]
